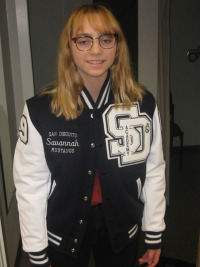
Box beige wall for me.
[0,0,34,266]
[0,218,7,266]
[138,0,158,98]
[0,28,20,267]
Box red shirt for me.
[91,170,102,205]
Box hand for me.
[138,249,161,267]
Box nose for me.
[90,39,102,54]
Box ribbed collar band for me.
[80,72,111,110]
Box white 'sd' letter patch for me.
[103,104,152,167]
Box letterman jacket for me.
[13,73,166,267]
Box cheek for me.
[71,48,77,64]
[108,48,117,64]
[71,45,82,65]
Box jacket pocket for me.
[128,224,138,239]
[47,230,62,246]
[136,177,142,199]
[48,180,56,199]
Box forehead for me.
[72,13,114,35]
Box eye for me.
[100,35,114,43]
[102,39,112,44]
[77,37,91,45]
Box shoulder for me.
[27,93,51,110]
[139,89,156,119]
[26,93,54,130]
[26,93,53,119]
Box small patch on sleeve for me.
[19,115,28,144]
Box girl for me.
[14,4,166,267]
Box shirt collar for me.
[80,72,111,110]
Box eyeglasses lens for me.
[76,37,92,51]
[99,35,116,49]
[76,34,116,51]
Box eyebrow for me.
[76,32,106,37]
[76,33,92,37]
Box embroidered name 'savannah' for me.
[46,138,79,147]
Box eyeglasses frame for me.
[71,33,118,52]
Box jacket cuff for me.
[144,232,162,249]
[28,249,50,267]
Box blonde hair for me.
[42,4,145,120]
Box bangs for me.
[71,7,118,37]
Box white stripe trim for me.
[97,79,111,108]
[81,91,93,109]
[30,258,49,264]
[48,180,56,199]
[48,236,60,246]
[29,253,46,259]
[145,239,162,244]
[104,87,110,104]
[145,233,162,239]
[129,225,138,238]
[136,177,141,199]
[128,224,137,234]
[48,230,62,241]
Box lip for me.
[86,60,104,65]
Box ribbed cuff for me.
[29,249,51,267]
[144,232,162,249]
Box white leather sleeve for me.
[13,103,51,252]
[141,105,166,233]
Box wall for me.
[138,0,158,98]
[0,218,7,267]
[0,0,25,265]
[138,0,200,146]
[27,0,92,95]
[170,0,200,146]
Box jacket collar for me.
[80,72,111,110]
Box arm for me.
[139,106,166,265]
[13,103,51,267]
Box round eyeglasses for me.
[72,34,118,52]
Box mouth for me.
[87,60,104,65]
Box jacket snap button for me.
[90,114,94,118]
[71,248,75,253]
[79,219,84,224]
[91,143,95,148]
[83,196,88,201]
[88,170,92,175]
[74,239,78,244]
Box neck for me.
[82,73,108,103]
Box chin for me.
[88,70,108,78]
